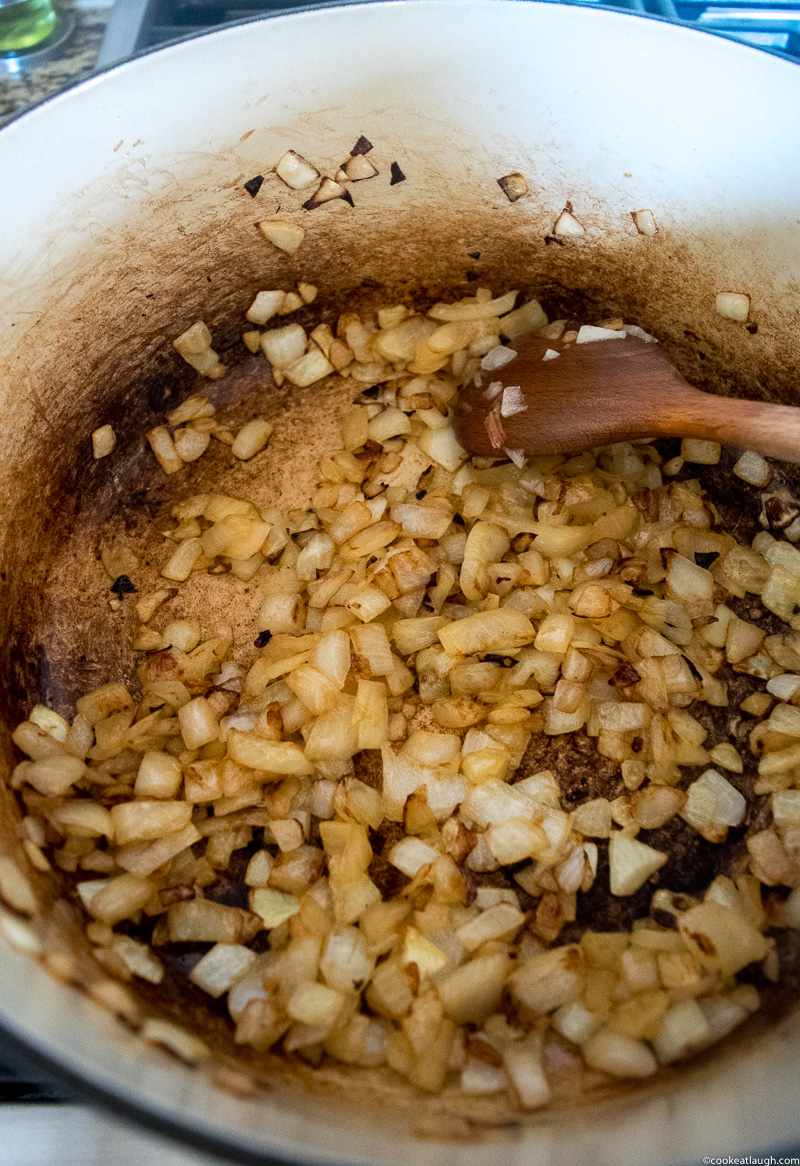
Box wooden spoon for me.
[455,332,800,463]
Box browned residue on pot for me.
[2,130,800,1134]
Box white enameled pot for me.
[1,3,800,1163]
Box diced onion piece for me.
[116,824,201,877]
[346,586,392,623]
[278,291,303,315]
[368,407,411,443]
[772,789,800,830]
[54,801,113,839]
[228,731,313,775]
[82,873,155,925]
[0,914,41,957]
[189,944,257,998]
[497,172,528,203]
[678,902,768,977]
[288,981,346,1026]
[499,299,547,340]
[487,817,547,863]
[92,425,116,459]
[344,156,379,181]
[168,899,255,944]
[275,150,320,190]
[159,538,201,583]
[456,902,525,951]
[608,834,667,896]
[111,935,164,984]
[511,945,583,1014]
[246,290,285,325]
[169,395,216,425]
[401,926,449,977]
[571,799,612,839]
[708,742,744,773]
[387,836,439,877]
[173,320,211,357]
[543,349,560,361]
[716,292,750,322]
[428,290,517,322]
[173,427,210,463]
[29,705,69,742]
[417,424,468,472]
[681,769,746,842]
[624,324,657,343]
[438,953,511,1024]
[582,1030,658,1078]
[505,1041,552,1110]
[178,696,218,750]
[141,1018,210,1064]
[110,800,192,846]
[147,426,183,475]
[232,419,273,460]
[767,674,800,702]
[553,210,584,237]
[439,608,534,656]
[261,324,307,367]
[680,438,721,465]
[258,219,305,255]
[285,349,334,387]
[320,927,374,992]
[575,326,625,344]
[733,451,771,488]
[0,857,37,915]
[631,209,657,236]
[245,851,275,887]
[551,1002,603,1046]
[481,345,517,371]
[461,1058,505,1095]
[500,385,526,417]
[25,754,85,796]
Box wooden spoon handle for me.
[657,390,800,464]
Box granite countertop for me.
[0,4,110,126]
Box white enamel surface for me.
[1,3,800,1163]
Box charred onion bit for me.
[350,136,374,156]
[497,172,529,203]
[110,575,137,597]
[243,175,264,198]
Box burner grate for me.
[97,0,800,67]
[0,1056,72,1103]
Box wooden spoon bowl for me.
[455,332,800,463]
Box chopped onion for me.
[231,419,273,460]
[716,291,750,322]
[92,425,116,459]
[497,172,529,203]
[257,220,305,255]
[553,210,585,237]
[631,209,657,237]
[481,346,517,372]
[575,326,626,344]
[275,150,320,190]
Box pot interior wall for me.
[3,3,800,1161]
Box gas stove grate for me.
[0,1056,72,1103]
[97,0,800,67]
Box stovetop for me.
[97,0,800,67]
[0,1054,72,1104]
